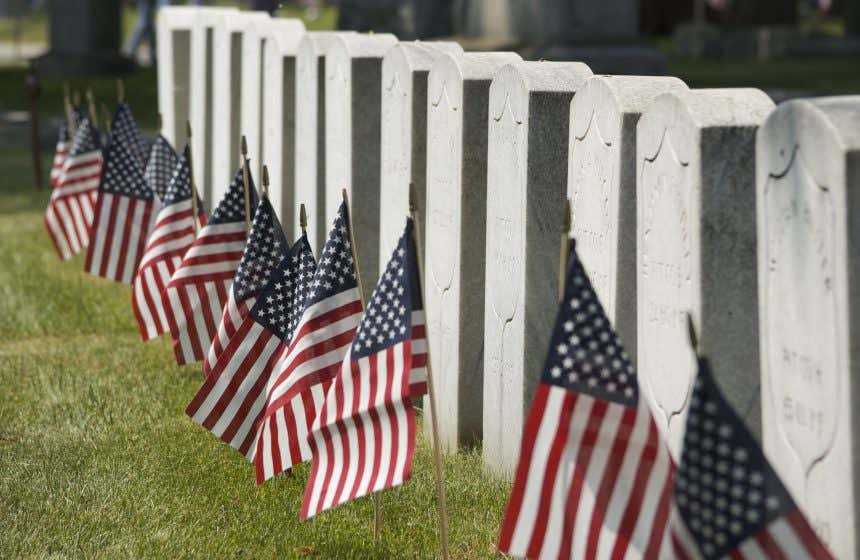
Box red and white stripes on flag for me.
[186,234,316,460]
[253,202,362,483]
[44,119,103,260]
[498,240,675,559]
[132,146,205,341]
[300,218,423,519]
[164,167,257,365]
[84,140,157,284]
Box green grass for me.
[0,149,511,558]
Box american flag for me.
[668,357,833,560]
[204,194,290,376]
[132,146,206,341]
[50,122,70,188]
[186,230,316,460]
[498,239,675,559]
[110,102,147,167]
[44,118,103,260]
[301,218,424,519]
[164,167,257,365]
[253,202,363,484]
[84,139,158,284]
[144,135,178,204]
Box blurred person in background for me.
[124,0,170,64]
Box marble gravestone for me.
[424,52,521,452]
[190,7,237,209]
[294,32,356,253]
[211,11,271,204]
[378,40,463,268]
[325,33,398,298]
[483,61,592,476]
[156,7,197,150]
[567,75,686,360]
[757,96,860,559]
[260,19,306,230]
[636,89,774,460]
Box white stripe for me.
[45,205,71,259]
[767,518,810,560]
[134,271,157,339]
[373,351,393,493]
[261,421,274,479]
[66,196,88,251]
[104,195,129,279]
[87,192,113,274]
[275,407,290,469]
[390,343,410,487]
[120,200,146,284]
[54,200,80,254]
[337,355,362,504]
[139,231,196,268]
[170,260,241,280]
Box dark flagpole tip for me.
[241,135,248,156]
[261,164,269,187]
[100,103,111,132]
[186,120,192,138]
[408,182,417,214]
[342,187,349,205]
[563,198,571,233]
[300,203,308,230]
[116,78,125,103]
[686,312,699,355]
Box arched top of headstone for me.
[383,41,463,74]
[639,88,774,165]
[157,6,199,28]
[488,61,592,125]
[261,18,306,53]
[215,10,271,33]
[190,6,237,31]
[571,75,687,147]
[297,31,357,59]
[427,52,521,112]
[330,33,398,60]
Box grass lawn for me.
[0,145,510,557]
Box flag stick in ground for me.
[86,87,98,128]
[408,182,450,560]
[62,82,75,137]
[340,187,382,541]
[100,103,111,134]
[559,199,571,302]
[241,136,252,233]
[300,203,307,233]
[117,79,125,103]
[186,121,200,235]
[261,164,270,197]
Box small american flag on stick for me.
[205,194,290,376]
[49,122,70,188]
[84,139,158,284]
[186,226,315,460]
[132,145,205,341]
[300,217,424,519]
[164,167,258,365]
[44,118,103,260]
[253,201,363,483]
[668,355,833,560]
[498,239,675,559]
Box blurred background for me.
[0,0,858,195]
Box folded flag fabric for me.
[132,145,206,341]
[164,167,258,365]
[144,135,178,204]
[205,194,290,376]
[253,202,363,483]
[498,238,675,559]
[49,122,70,188]
[186,229,315,459]
[44,118,103,260]
[110,102,147,167]
[301,217,424,520]
[668,357,833,560]
[84,139,158,284]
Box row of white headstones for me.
[156,6,860,556]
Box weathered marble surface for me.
[567,75,686,362]
[260,19,306,230]
[424,52,522,453]
[378,40,462,269]
[483,61,593,476]
[325,33,398,298]
[757,96,860,559]
[636,88,773,460]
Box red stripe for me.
[380,347,399,490]
[348,359,370,501]
[113,198,138,281]
[96,194,120,277]
[268,415,283,478]
[785,509,833,559]
[83,193,107,272]
[643,463,674,558]
[401,342,417,488]
[754,528,787,560]
[671,531,694,560]
[226,344,283,453]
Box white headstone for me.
[483,61,593,476]
[211,12,270,203]
[378,40,463,269]
[239,13,275,184]
[758,96,860,558]
[636,88,774,459]
[156,6,196,149]
[260,19,306,230]
[325,33,398,298]
[294,31,356,253]
[190,7,237,209]
[567,75,686,357]
[424,51,522,452]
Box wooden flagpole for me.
[300,203,307,235]
[559,198,571,302]
[340,188,382,541]
[261,164,270,198]
[100,103,111,134]
[62,82,75,137]
[240,136,253,233]
[408,182,450,560]
[186,121,200,234]
[85,87,98,128]
[73,89,81,110]
[116,78,125,104]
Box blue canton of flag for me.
[110,102,146,167]
[144,135,178,204]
